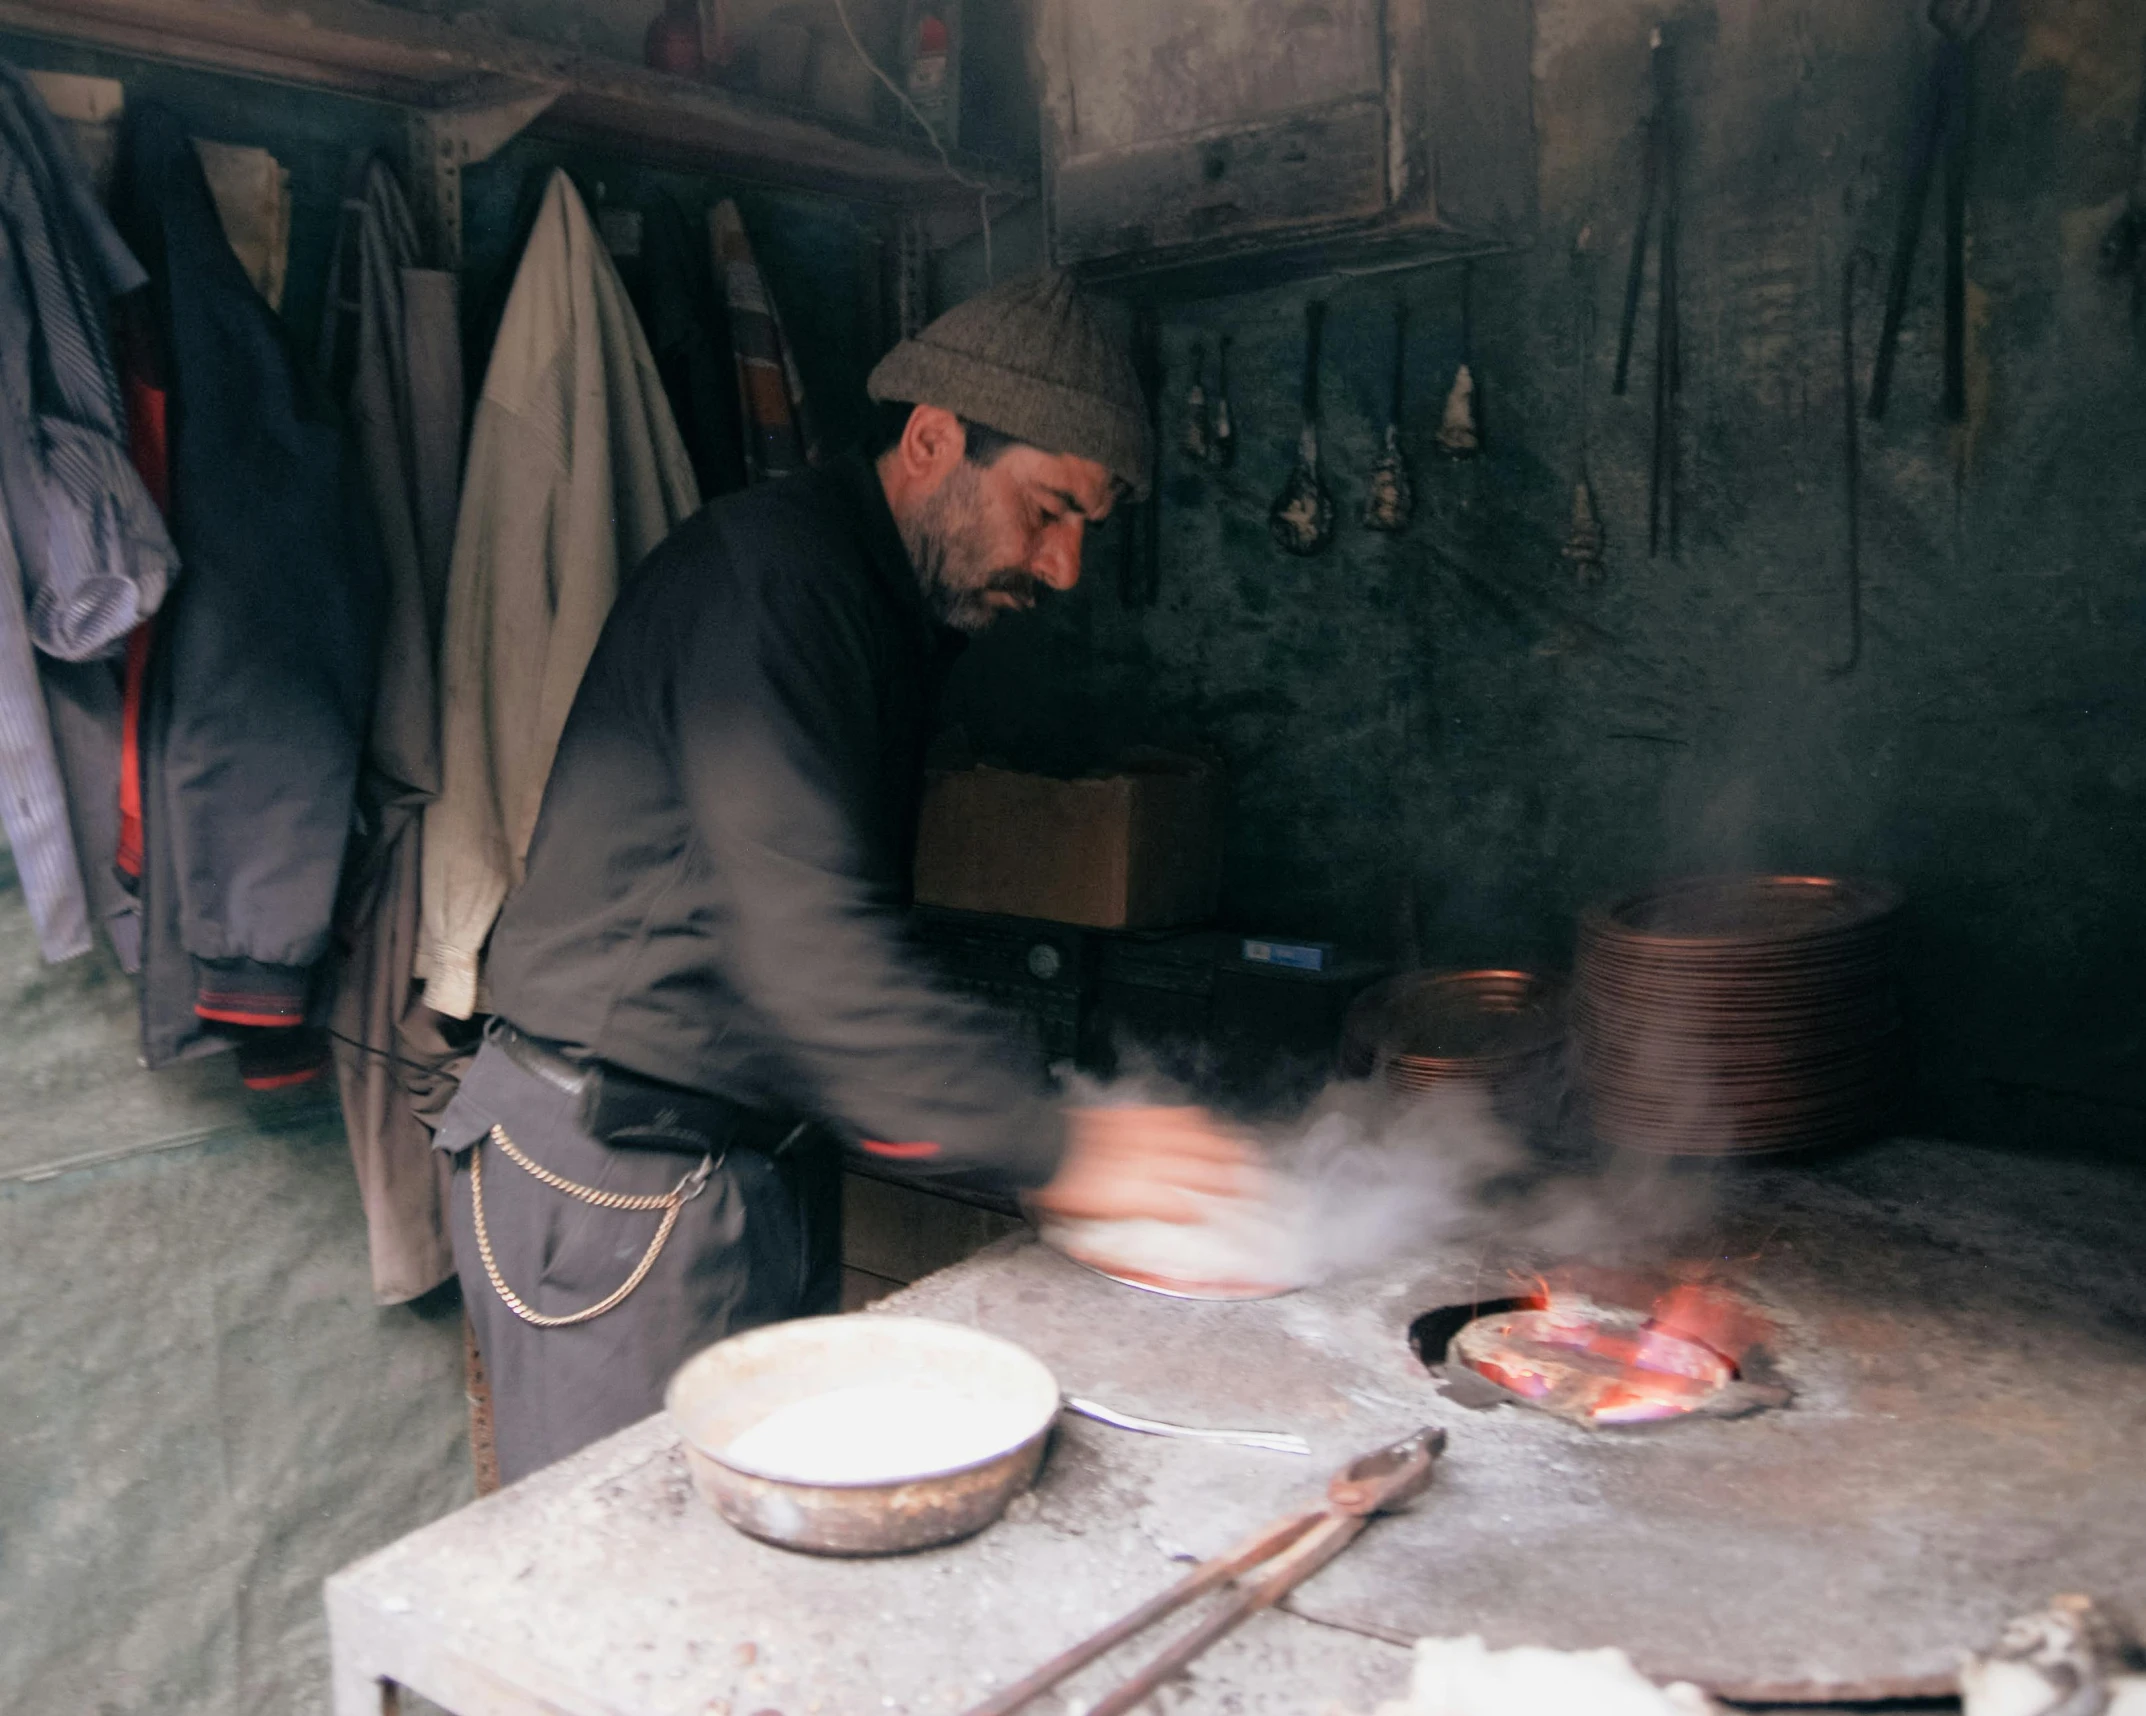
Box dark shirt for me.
[486,456,1066,1190]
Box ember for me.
[1417,1274,1786,1428]
[1453,1301,1733,1424]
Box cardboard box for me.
[913,751,1224,929]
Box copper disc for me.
[1572,876,1903,1156]
[1339,969,1566,1103]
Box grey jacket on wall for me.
[320,154,465,1304]
[111,101,384,1065]
[0,63,177,963]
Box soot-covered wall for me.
[942,0,2146,1151]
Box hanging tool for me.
[1831,250,1869,676]
[1562,481,1606,581]
[1364,300,1415,532]
[1563,244,1606,581]
[1119,304,1163,607]
[2097,28,2146,330]
[961,1428,1445,1716]
[1434,262,1481,459]
[1209,333,1236,469]
[1181,338,1211,463]
[1868,0,1990,422]
[1269,300,1335,555]
[1612,26,1681,557]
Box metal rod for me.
[1658,82,1680,558]
[1302,299,1324,420]
[1869,55,1948,419]
[1390,299,1409,424]
[1085,1517,1365,1716]
[957,1511,1324,1716]
[1940,40,1969,423]
[1064,1397,1311,1456]
[1611,38,1662,399]
[1832,252,1864,677]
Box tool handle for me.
[1065,1397,1310,1455]
[957,1511,1324,1716]
[1832,250,1864,677]
[1302,300,1325,421]
[1389,300,1409,422]
[1939,39,1969,422]
[1613,132,1659,393]
[1869,50,1951,418]
[1086,1516,1367,1716]
[1613,30,1670,395]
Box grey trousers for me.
[439,1042,841,1484]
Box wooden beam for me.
[0,0,1033,208]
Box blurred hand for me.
[1030,1104,1262,1225]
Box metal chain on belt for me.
[470,1123,714,1329]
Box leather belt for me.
[488,1018,807,1159]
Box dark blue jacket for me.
[112,102,384,1067]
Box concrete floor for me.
[0,848,472,1714]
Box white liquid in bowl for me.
[722,1382,1040,1484]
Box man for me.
[435,269,1253,1482]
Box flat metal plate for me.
[914,1140,2146,1703]
[1054,1248,1302,1302]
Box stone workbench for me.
[326,1139,2146,1712]
[325,1230,1424,1716]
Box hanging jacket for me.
[631,194,748,500]
[0,63,177,963]
[318,155,465,1304]
[111,102,385,1067]
[420,169,699,1020]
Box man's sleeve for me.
[673,553,1067,1190]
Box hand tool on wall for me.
[1269,300,1335,555]
[960,1429,1445,1716]
[1563,245,1606,581]
[1119,303,1163,607]
[1868,0,1990,421]
[1434,262,1481,459]
[1612,27,1681,557]
[1832,250,1868,676]
[1563,480,1606,580]
[1364,300,1415,532]
[2097,29,2146,329]
[1209,333,1236,468]
[1181,338,1211,462]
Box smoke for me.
[1060,1045,1718,1290]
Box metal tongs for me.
[962,1427,1446,1716]
[1868,0,1991,422]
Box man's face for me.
[893,418,1118,633]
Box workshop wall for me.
[942,0,2146,1152]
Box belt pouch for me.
[580,1061,743,1154]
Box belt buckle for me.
[681,1154,718,1200]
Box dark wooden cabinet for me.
[1036,0,1535,288]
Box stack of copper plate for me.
[1340,969,1565,1102]
[1573,875,1903,1156]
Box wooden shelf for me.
[0,0,1031,207]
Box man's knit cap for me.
[866,269,1151,498]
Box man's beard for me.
[900,461,1047,633]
